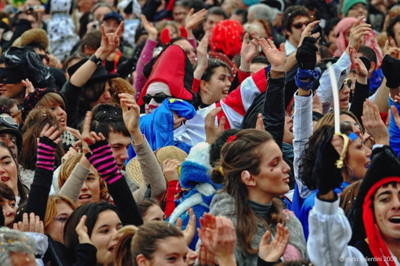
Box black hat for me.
[102,12,124,23]
[67,58,118,86]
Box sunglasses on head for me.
[143,93,171,104]
[292,21,310,29]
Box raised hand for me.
[22,78,35,97]
[81,112,105,154]
[349,47,368,80]
[296,37,318,70]
[258,223,289,263]
[176,208,196,245]
[162,158,181,182]
[348,17,371,51]
[36,124,61,171]
[198,214,237,265]
[13,212,44,234]
[260,38,286,72]
[39,123,62,144]
[185,8,207,31]
[119,93,142,143]
[255,113,265,130]
[194,31,210,80]
[205,107,225,144]
[362,99,389,145]
[298,20,320,47]
[240,32,260,72]
[198,244,216,266]
[75,215,92,244]
[383,39,400,58]
[99,21,124,58]
[141,14,158,40]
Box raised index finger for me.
[115,21,124,37]
[82,111,93,136]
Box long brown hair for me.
[211,129,285,254]
[20,107,64,170]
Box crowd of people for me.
[0,0,400,265]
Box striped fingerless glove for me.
[36,136,57,171]
[85,140,123,184]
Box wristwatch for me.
[89,54,103,66]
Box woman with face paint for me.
[209,129,307,265]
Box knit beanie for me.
[342,0,368,16]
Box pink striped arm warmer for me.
[36,137,57,171]
[85,140,123,184]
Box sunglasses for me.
[38,53,50,61]
[143,93,171,104]
[340,78,353,91]
[292,21,310,29]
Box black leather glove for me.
[296,37,318,70]
[381,54,400,89]
[312,130,343,195]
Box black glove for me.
[381,54,400,89]
[312,131,343,195]
[296,37,318,70]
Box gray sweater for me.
[210,192,307,266]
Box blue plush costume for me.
[167,142,223,250]
[127,98,196,160]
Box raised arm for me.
[317,17,369,108]
[307,133,368,265]
[349,48,369,121]
[120,93,166,200]
[83,111,143,226]
[292,37,320,200]
[70,22,123,87]
[25,125,62,220]
[58,155,91,203]
[259,37,286,147]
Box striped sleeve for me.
[36,137,57,171]
[86,140,123,184]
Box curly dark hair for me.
[299,122,354,190]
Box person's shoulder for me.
[281,208,303,229]
[210,191,235,216]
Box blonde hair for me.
[155,20,180,37]
[44,195,76,231]
[59,153,110,202]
